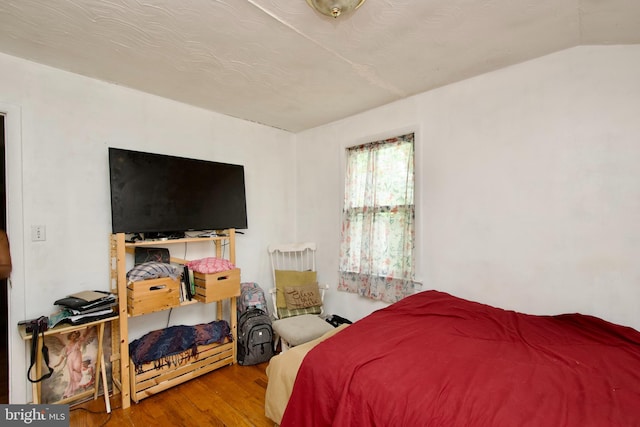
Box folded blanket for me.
[129,320,232,373]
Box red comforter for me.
[281,290,640,427]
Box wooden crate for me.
[193,268,241,303]
[130,340,234,403]
[127,277,181,316]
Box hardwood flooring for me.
[69,362,274,427]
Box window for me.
[338,133,416,303]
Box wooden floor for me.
[69,362,274,427]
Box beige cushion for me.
[272,314,334,347]
[275,270,317,308]
[284,283,321,309]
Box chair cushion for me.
[278,305,322,319]
[274,270,317,308]
[284,283,321,309]
[272,314,334,347]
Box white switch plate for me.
[31,225,46,241]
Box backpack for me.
[237,282,268,314]
[237,308,274,365]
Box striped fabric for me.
[277,305,321,319]
[126,262,180,282]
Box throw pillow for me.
[284,283,321,309]
[275,270,318,308]
[274,270,317,308]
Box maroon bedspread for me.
[281,290,640,427]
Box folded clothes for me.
[129,320,232,373]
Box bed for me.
[265,324,349,423]
[266,290,640,426]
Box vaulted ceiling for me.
[0,0,639,132]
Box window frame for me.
[337,130,419,302]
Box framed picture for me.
[40,326,101,404]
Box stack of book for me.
[181,265,195,302]
[50,290,118,327]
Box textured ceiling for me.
[0,0,639,132]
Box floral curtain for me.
[338,133,416,303]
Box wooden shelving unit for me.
[109,229,239,408]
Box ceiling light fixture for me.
[305,0,367,18]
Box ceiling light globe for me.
[306,0,367,18]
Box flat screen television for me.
[108,147,248,234]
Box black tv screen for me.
[108,148,248,234]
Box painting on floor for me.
[39,325,111,404]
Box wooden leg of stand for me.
[33,337,42,403]
[101,353,111,413]
[94,323,105,401]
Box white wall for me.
[0,52,297,403]
[297,45,640,330]
[3,44,640,404]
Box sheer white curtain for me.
[338,133,416,303]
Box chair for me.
[268,243,334,352]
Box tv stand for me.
[109,229,239,408]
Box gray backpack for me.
[237,308,274,365]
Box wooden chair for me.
[268,243,334,352]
